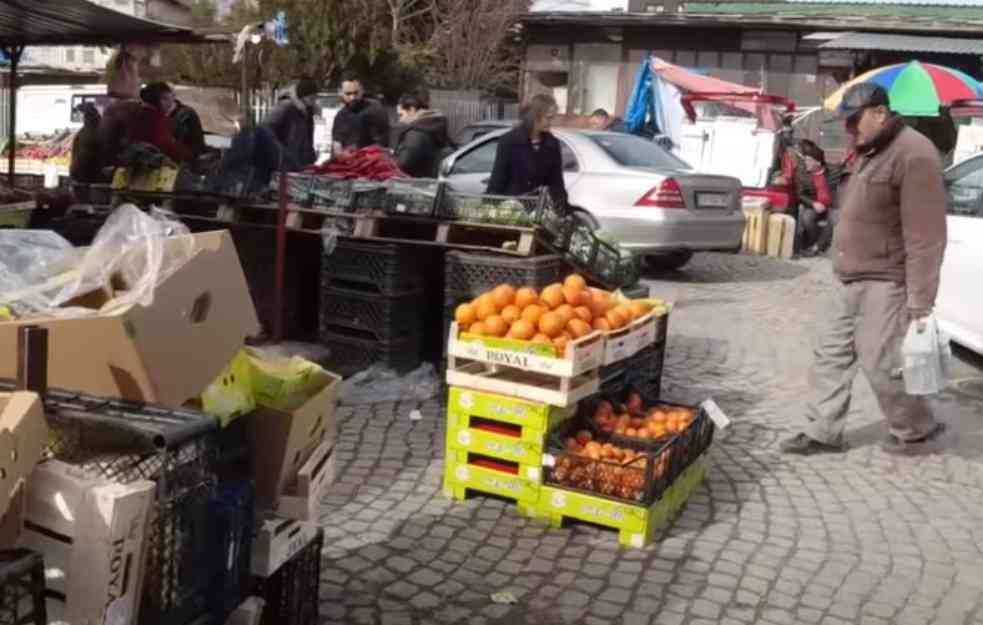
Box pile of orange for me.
[454,274,654,353]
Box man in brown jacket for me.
[782,84,948,456]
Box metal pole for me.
[16,325,48,398]
[273,163,288,342]
[240,44,250,128]
[6,46,22,189]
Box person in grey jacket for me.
[262,78,318,171]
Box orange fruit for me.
[538,311,564,337]
[521,304,546,325]
[573,306,593,323]
[606,308,628,329]
[629,301,652,320]
[476,300,498,322]
[468,321,486,336]
[484,315,508,337]
[564,274,587,291]
[553,332,571,352]
[515,287,539,309]
[455,303,477,326]
[562,285,583,306]
[532,333,552,345]
[567,318,592,338]
[614,303,635,323]
[593,317,612,332]
[476,292,496,310]
[501,305,521,325]
[540,284,565,309]
[554,304,576,325]
[492,284,516,309]
[590,289,613,318]
[508,319,536,340]
[577,289,593,308]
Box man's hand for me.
[813,201,827,214]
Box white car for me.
[937,154,983,355]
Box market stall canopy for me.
[824,61,983,117]
[0,0,207,46]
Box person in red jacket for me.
[796,140,834,256]
[129,82,193,164]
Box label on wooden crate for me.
[449,323,603,377]
[701,398,731,430]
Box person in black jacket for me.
[331,73,390,154]
[393,90,453,178]
[487,94,568,210]
[262,77,318,171]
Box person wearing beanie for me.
[331,72,391,154]
[262,77,319,171]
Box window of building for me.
[82,49,95,65]
[646,3,665,12]
[65,49,76,63]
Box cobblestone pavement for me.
[317,254,983,625]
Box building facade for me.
[23,0,192,72]
[521,0,983,115]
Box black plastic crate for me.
[0,549,46,625]
[319,329,421,378]
[319,284,424,340]
[140,482,215,625]
[436,190,543,225]
[384,178,444,216]
[322,240,424,295]
[255,528,323,625]
[555,221,641,290]
[309,176,353,209]
[270,173,314,205]
[349,183,387,212]
[619,283,650,300]
[207,481,255,624]
[444,251,564,301]
[0,382,219,500]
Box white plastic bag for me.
[0,204,196,318]
[901,314,948,396]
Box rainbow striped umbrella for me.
[824,61,983,117]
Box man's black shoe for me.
[780,433,846,456]
[882,422,946,455]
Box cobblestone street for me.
[317,254,983,625]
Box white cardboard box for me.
[19,460,155,625]
[251,518,320,577]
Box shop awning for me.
[819,32,983,56]
[0,0,203,47]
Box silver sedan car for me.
[439,127,745,269]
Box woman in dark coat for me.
[486,94,568,210]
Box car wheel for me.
[644,251,694,271]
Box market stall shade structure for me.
[825,61,983,117]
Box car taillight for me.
[636,178,686,208]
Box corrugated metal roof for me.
[786,0,983,5]
[820,31,983,53]
[686,1,983,17]
[0,0,200,46]
[530,0,627,11]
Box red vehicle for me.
[678,92,797,212]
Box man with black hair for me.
[589,108,626,133]
[393,89,453,178]
[130,82,193,164]
[331,73,390,154]
[262,77,319,171]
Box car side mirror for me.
[439,157,454,178]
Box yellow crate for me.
[442,449,541,511]
[537,452,709,548]
[446,386,575,434]
[446,412,549,466]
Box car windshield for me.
[589,133,691,170]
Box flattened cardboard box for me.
[0,231,261,408]
[244,372,340,511]
[19,460,155,625]
[0,391,48,542]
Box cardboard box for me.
[274,441,336,521]
[0,391,48,542]
[19,460,155,625]
[251,518,320,577]
[0,231,261,408]
[244,371,340,511]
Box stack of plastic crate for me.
[252,524,323,625]
[0,549,46,625]
[319,240,427,377]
